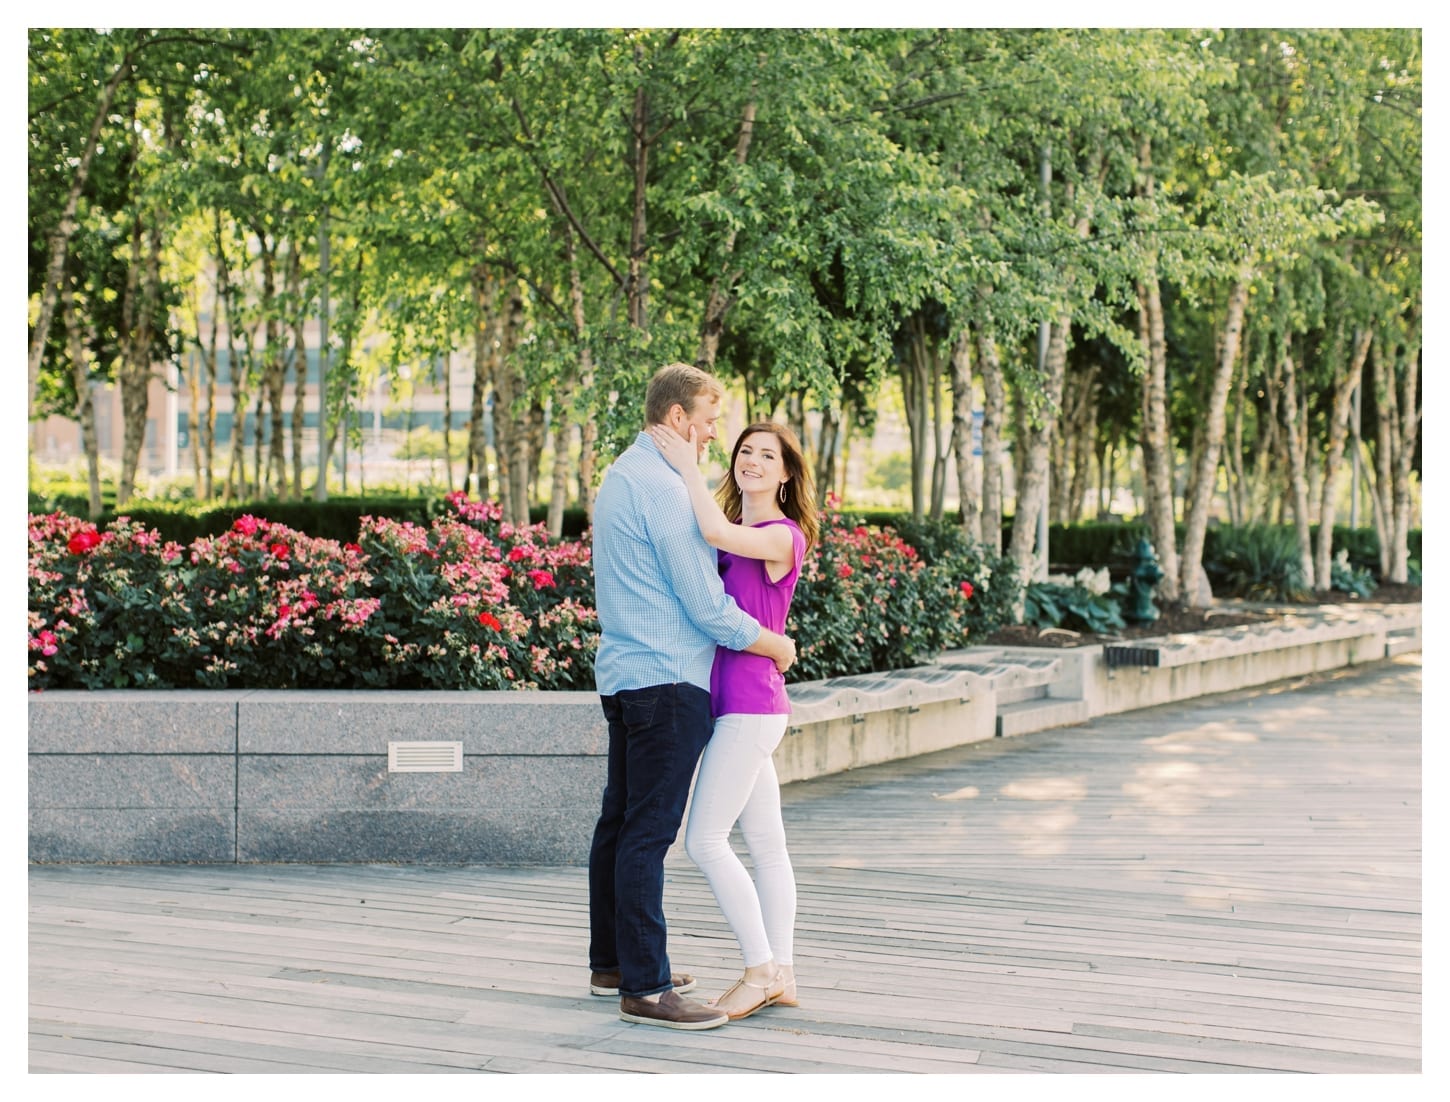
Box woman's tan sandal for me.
[711,970,786,1021]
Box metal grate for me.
[1102,645,1162,670]
[388,741,464,773]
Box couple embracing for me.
[587,361,819,1030]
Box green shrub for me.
[29,494,1019,691]
[28,494,597,692]
[1329,549,1378,597]
[1203,525,1312,601]
[882,515,1021,638]
[1022,580,1126,635]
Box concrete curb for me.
[28,602,1420,865]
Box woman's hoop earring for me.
[779,483,788,504]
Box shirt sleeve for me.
[645,475,762,652]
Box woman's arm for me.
[649,424,794,568]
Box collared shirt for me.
[592,432,761,695]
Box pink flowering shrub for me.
[27,493,597,691]
[784,499,1015,683]
[28,491,1013,692]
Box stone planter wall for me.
[29,602,1418,866]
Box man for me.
[588,362,796,1031]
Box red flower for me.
[478,611,502,631]
[508,547,528,562]
[527,569,556,590]
[233,515,261,536]
[30,630,59,656]
[960,581,975,599]
[343,542,361,554]
[66,528,101,555]
[269,542,289,559]
[836,563,853,579]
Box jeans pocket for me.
[620,690,659,729]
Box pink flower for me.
[66,528,101,555]
[478,611,502,631]
[527,569,555,590]
[233,515,261,537]
[30,630,59,657]
[960,581,975,599]
[836,563,853,579]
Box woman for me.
[648,418,819,1021]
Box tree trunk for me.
[1226,355,1248,526]
[185,349,202,497]
[1179,270,1252,605]
[117,204,164,506]
[526,397,547,507]
[1314,327,1371,588]
[1278,340,1315,588]
[1056,362,1097,524]
[326,252,366,492]
[899,314,931,520]
[697,94,757,368]
[547,385,573,538]
[626,75,650,331]
[257,240,287,499]
[948,330,981,541]
[224,324,254,503]
[929,339,949,521]
[1009,318,1068,579]
[1389,324,1421,582]
[816,404,841,512]
[494,285,531,526]
[467,259,493,504]
[1134,140,1181,596]
[441,352,454,494]
[1246,354,1281,524]
[60,280,104,520]
[976,322,1006,555]
[288,243,307,501]
[1138,273,1180,599]
[252,389,266,496]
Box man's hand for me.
[773,634,797,675]
[745,627,795,673]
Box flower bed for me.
[28,494,1015,692]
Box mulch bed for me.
[980,584,1422,649]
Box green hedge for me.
[29,490,594,545]
[29,491,1418,580]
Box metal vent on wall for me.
[388,741,464,773]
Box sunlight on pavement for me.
[932,785,980,800]
[999,776,1088,801]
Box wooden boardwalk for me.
[29,656,1422,1074]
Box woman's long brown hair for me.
[713,422,820,553]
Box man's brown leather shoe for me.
[590,969,696,996]
[619,989,729,1030]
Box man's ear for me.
[666,403,687,430]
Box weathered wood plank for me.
[29,656,1422,1073]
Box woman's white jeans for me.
[684,712,795,967]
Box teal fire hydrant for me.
[1125,537,1164,623]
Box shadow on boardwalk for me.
[29,657,1421,1074]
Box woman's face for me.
[733,431,788,497]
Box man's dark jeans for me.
[588,683,713,998]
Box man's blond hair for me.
[644,362,725,426]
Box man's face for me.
[675,394,721,460]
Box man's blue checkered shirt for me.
[592,432,761,695]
